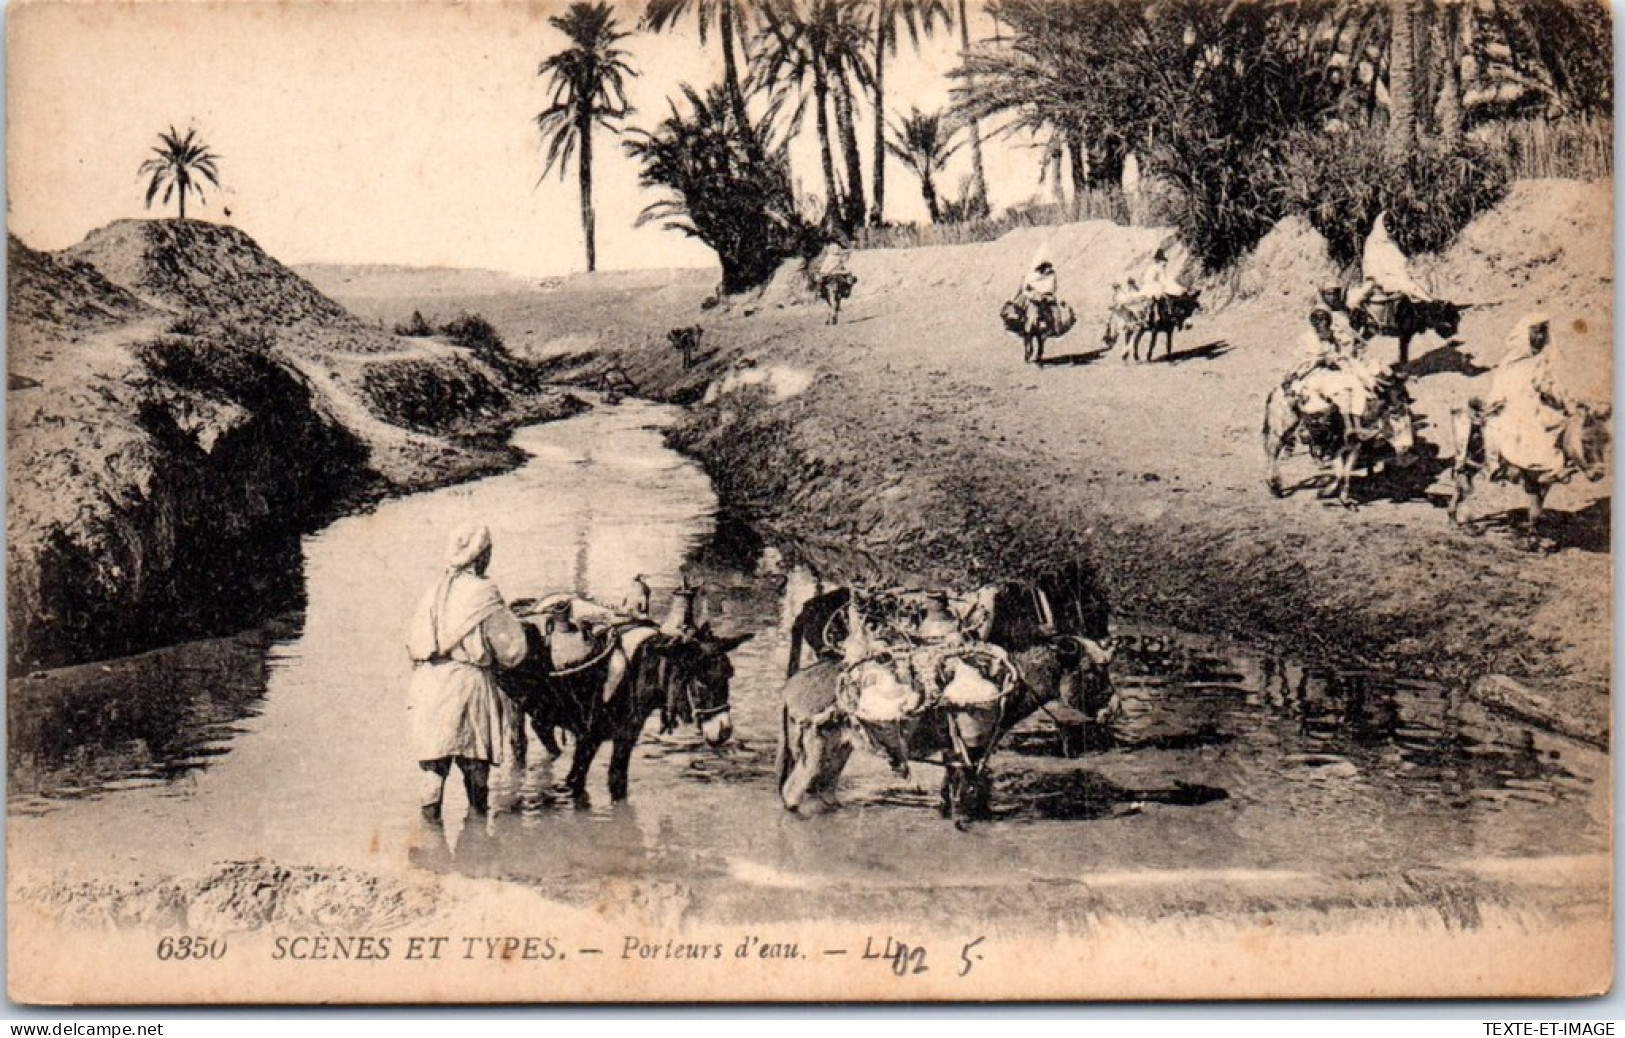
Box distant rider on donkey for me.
[1017,257,1060,332]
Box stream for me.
[8,399,1608,928]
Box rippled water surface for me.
[9,400,1607,922]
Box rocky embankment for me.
[411,179,1610,745]
[6,221,581,672]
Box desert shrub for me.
[440,312,538,389]
[395,310,434,337]
[440,313,503,355]
[624,85,822,294]
[1272,128,1512,266]
[167,314,207,336]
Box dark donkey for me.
[498,605,752,801]
[1349,295,1465,368]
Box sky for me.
[7,0,1051,280]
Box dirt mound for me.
[8,234,153,330]
[1215,215,1341,314]
[750,257,821,311]
[735,220,1183,333]
[1425,179,1612,409]
[847,222,1181,333]
[64,219,356,327]
[9,220,582,673]
[1433,179,1612,313]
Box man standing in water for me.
[406,523,528,822]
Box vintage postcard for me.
[5,0,1613,1004]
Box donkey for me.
[499,620,752,801]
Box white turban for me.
[444,523,492,572]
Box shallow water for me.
[8,400,1607,925]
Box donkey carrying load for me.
[1348,290,1467,368]
[498,590,752,802]
[1104,291,1202,363]
[777,573,1117,822]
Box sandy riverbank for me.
[314,178,1612,744]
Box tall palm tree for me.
[953,0,1145,197]
[138,126,221,221]
[1312,0,1610,147]
[1386,0,1418,152]
[752,0,870,230]
[537,2,638,272]
[869,0,952,226]
[642,0,755,136]
[956,0,989,217]
[1430,0,1463,140]
[885,107,962,222]
[831,37,872,230]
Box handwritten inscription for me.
[855,936,986,978]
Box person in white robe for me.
[1285,309,1383,421]
[1482,312,1570,476]
[1137,247,1187,300]
[1017,258,1059,334]
[406,523,528,822]
[1354,212,1434,306]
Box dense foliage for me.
[1272,128,1512,267]
[624,85,820,293]
[950,0,1608,270]
[598,0,1608,282]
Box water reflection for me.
[8,613,303,809]
[7,400,1607,908]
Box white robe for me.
[1021,269,1058,301]
[1361,214,1433,301]
[406,570,528,764]
[1485,327,1569,475]
[1138,260,1186,298]
[1291,331,1380,417]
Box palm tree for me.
[830,37,873,230]
[1386,0,1418,153]
[1431,0,1464,140]
[537,2,638,272]
[624,84,810,292]
[752,0,871,230]
[138,126,221,221]
[1311,0,1611,147]
[885,107,962,222]
[642,0,755,136]
[952,0,1145,199]
[869,0,952,225]
[956,0,989,217]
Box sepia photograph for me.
[4,0,1614,1004]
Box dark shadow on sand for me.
[1401,340,1490,379]
[992,769,1229,821]
[1036,345,1114,368]
[1155,339,1232,365]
